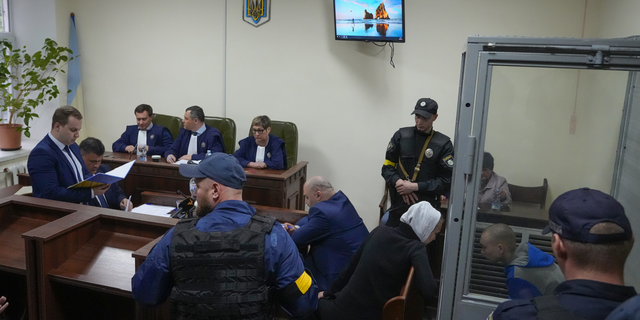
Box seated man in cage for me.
[480,223,564,300]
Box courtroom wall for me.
[13,0,603,230]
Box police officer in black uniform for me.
[489,188,637,320]
[382,98,454,227]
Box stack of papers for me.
[131,204,175,217]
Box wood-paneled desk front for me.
[0,193,178,320]
[101,152,308,210]
[0,194,83,320]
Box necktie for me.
[96,195,108,208]
[64,146,82,183]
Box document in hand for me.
[67,160,136,189]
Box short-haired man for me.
[382,98,454,226]
[28,106,110,203]
[234,115,287,170]
[478,152,511,206]
[489,188,637,320]
[80,137,133,211]
[283,176,369,291]
[132,153,318,318]
[480,223,564,300]
[165,105,224,163]
[112,104,174,156]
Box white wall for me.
[17,0,589,230]
[10,0,59,140]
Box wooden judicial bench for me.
[0,187,308,320]
[100,152,308,210]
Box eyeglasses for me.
[252,128,265,135]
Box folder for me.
[68,160,136,189]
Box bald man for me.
[480,223,564,300]
[284,176,369,291]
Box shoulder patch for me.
[387,141,394,152]
[443,155,454,168]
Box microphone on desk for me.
[171,197,195,219]
[177,190,189,199]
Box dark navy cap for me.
[411,98,438,118]
[542,187,632,243]
[179,153,246,189]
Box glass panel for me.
[467,66,628,300]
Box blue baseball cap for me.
[542,187,632,243]
[179,153,246,189]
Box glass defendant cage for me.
[438,36,640,320]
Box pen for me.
[125,195,132,211]
[129,144,137,159]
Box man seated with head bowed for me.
[132,153,318,318]
[488,188,637,320]
[165,105,224,163]
[233,115,287,170]
[316,201,443,320]
[112,104,174,156]
[480,223,564,300]
[80,137,133,211]
[478,152,511,206]
[283,176,369,291]
[28,106,110,204]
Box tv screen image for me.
[333,0,405,42]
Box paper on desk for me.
[131,204,175,217]
[173,159,201,165]
[16,186,32,195]
[68,160,136,188]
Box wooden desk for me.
[0,196,93,320]
[140,191,308,224]
[22,205,177,320]
[101,152,308,210]
[0,184,22,198]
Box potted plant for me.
[0,38,73,150]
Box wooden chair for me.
[378,183,390,224]
[382,266,425,320]
[508,178,548,209]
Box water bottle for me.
[491,189,501,211]
[206,149,212,157]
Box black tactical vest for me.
[169,214,277,320]
[397,127,450,183]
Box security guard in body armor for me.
[131,153,318,319]
[382,98,454,227]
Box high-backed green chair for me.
[152,113,182,140]
[247,120,298,169]
[204,116,236,154]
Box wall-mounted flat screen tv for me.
[333,0,405,43]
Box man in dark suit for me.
[27,106,109,203]
[80,137,133,210]
[112,104,173,156]
[165,105,225,163]
[283,176,370,291]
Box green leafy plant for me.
[0,38,73,138]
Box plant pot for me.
[0,124,23,151]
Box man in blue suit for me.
[165,105,224,163]
[283,176,369,291]
[28,106,110,203]
[112,104,174,156]
[234,115,287,170]
[80,137,133,211]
